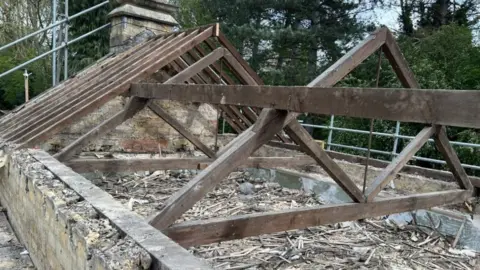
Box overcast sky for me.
[359,5,401,32]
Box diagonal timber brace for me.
[433,126,473,190]
[54,47,225,161]
[364,126,435,202]
[148,109,296,229]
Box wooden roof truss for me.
[0,25,476,268]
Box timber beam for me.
[32,150,212,270]
[129,84,480,129]
[65,156,317,173]
[164,189,472,247]
[148,109,296,229]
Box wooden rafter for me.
[147,102,216,158]
[308,28,387,88]
[12,27,216,148]
[284,123,364,202]
[54,45,223,161]
[381,29,472,193]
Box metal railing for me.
[0,0,110,85]
[301,120,480,171]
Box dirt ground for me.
[88,169,479,270]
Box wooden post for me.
[23,69,31,103]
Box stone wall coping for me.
[110,0,178,15]
[108,3,178,26]
[29,149,211,270]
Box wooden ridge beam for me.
[364,126,435,202]
[164,189,472,247]
[148,109,295,230]
[130,84,480,129]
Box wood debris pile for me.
[89,169,479,269]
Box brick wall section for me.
[0,150,153,270]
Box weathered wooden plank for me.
[365,126,435,202]
[130,84,480,129]
[308,28,387,88]
[8,29,202,142]
[5,33,183,142]
[382,29,420,89]
[147,102,216,158]
[434,126,473,190]
[16,28,215,148]
[65,155,316,173]
[284,122,365,202]
[148,109,294,230]
[220,52,291,142]
[175,47,247,132]
[217,32,264,85]
[55,46,223,161]
[164,189,472,247]
[222,52,257,85]
[1,34,174,138]
[31,150,212,270]
[170,47,225,83]
[54,97,149,162]
[0,34,167,130]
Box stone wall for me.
[0,150,153,269]
[45,97,218,154]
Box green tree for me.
[66,0,111,75]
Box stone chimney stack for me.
[108,0,179,53]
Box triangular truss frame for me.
[0,25,474,253]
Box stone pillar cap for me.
[110,0,178,15]
[108,3,178,26]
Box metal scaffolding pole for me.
[64,0,69,81]
[52,0,58,86]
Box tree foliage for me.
[175,0,480,174]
